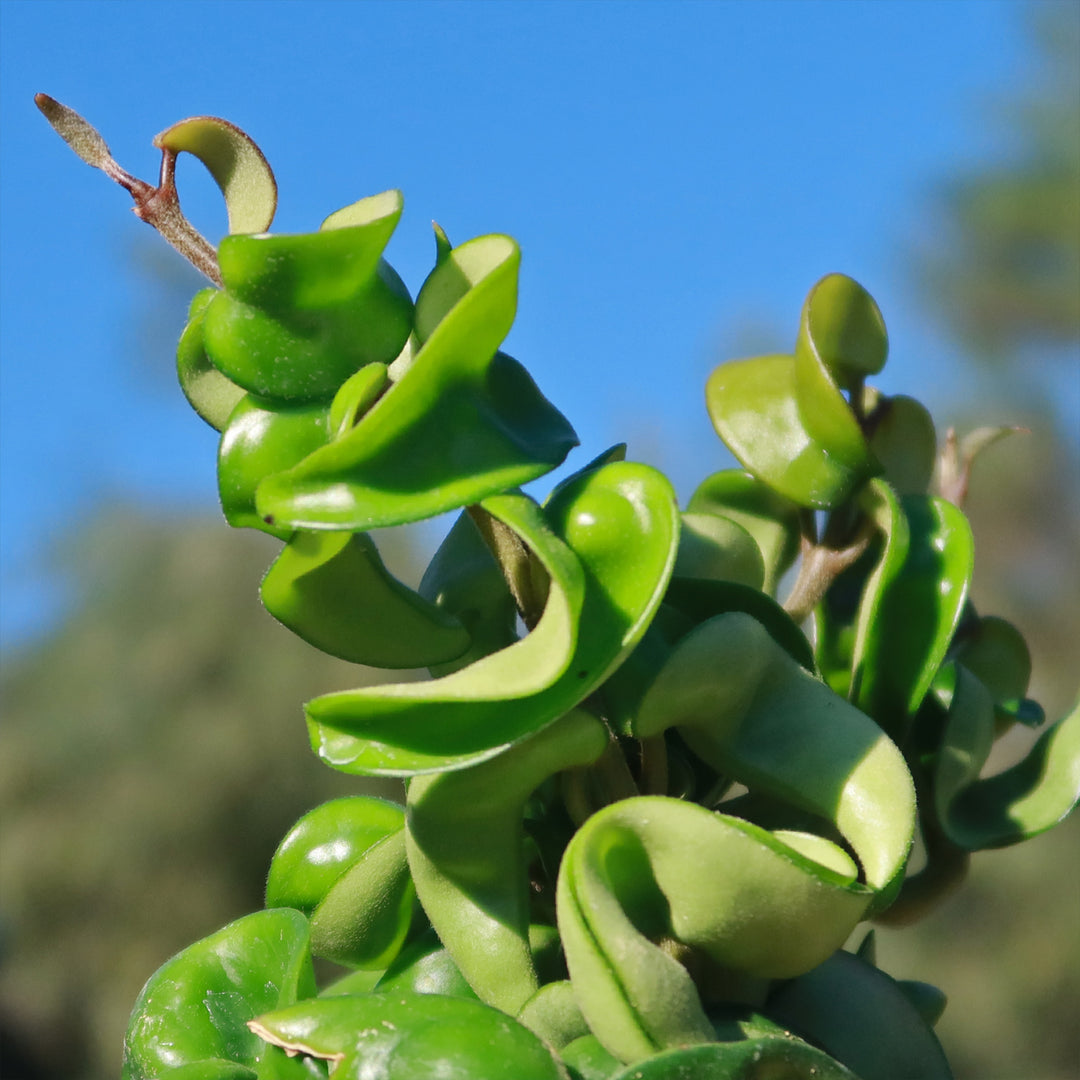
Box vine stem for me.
[35,93,222,287]
[782,515,874,625]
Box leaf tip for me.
[35,92,113,169]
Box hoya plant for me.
[38,95,1080,1080]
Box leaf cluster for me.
[37,104,1080,1080]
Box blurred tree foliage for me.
[921,3,1079,368]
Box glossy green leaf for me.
[306,490,583,775]
[265,797,414,969]
[706,276,884,508]
[767,950,953,1080]
[633,612,914,903]
[847,479,910,705]
[177,288,246,431]
[203,193,411,403]
[218,396,331,538]
[607,1038,857,1080]
[853,495,973,742]
[255,236,578,529]
[795,273,888,392]
[249,993,567,1080]
[556,797,875,1064]
[706,354,866,509]
[934,665,1080,849]
[867,393,937,496]
[327,361,389,436]
[686,470,801,593]
[950,614,1040,727]
[673,513,765,590]
[122,909,319,1080]
[154,115,277,234]
[260,530,469,668]
[307,462,678,775]
[793,275,882,469]
[374,927,478,1000]
[406,709,607,1012]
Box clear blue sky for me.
[0,0,1060,647]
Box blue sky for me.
[0,0,1063,647]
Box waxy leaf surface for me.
[203,193,411,403]
[307,462,678,774]
[406,709,607,1013]
[255,236,577,530]
[250,992,565,1080]
[265,797,414,969]
[122,909,319,1080]
[261,530,469,668]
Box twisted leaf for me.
[406,709,607,1013]
[307,462,678,774]
[255,235,577,529]
[686,470,801,593]
[767,950,952,1080]
[934,665,1080,849]
[202,192,411,402]
[556,797,872,1063]
[122,910,319,1080]
[265,797,414,969]
[261,531,469,668]
[706,275,883,509]
[154,115,278,235]
[852,494,973,742]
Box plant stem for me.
[35,93,222,287]
[782,515,874,625]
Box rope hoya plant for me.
[39,95,1080,1080]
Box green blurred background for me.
[1,4,1077,1079]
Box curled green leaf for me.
[261,530,469,668]
[633,612,914,900]
[793,275,883,468]
[177,288,246,431]
[122,909,318,1080]
[556,797,874,1063]
[254,235,577,530]
[217,395,331,538]
[203,193,411,403]
[265,796,414,969]
[934,666,1080,849]
[686,470,801,593]
[307,462,678,775]
[154,115,277,235]
[706,276,884,509]
[406,709,607,1013]
[852,494,973,742]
